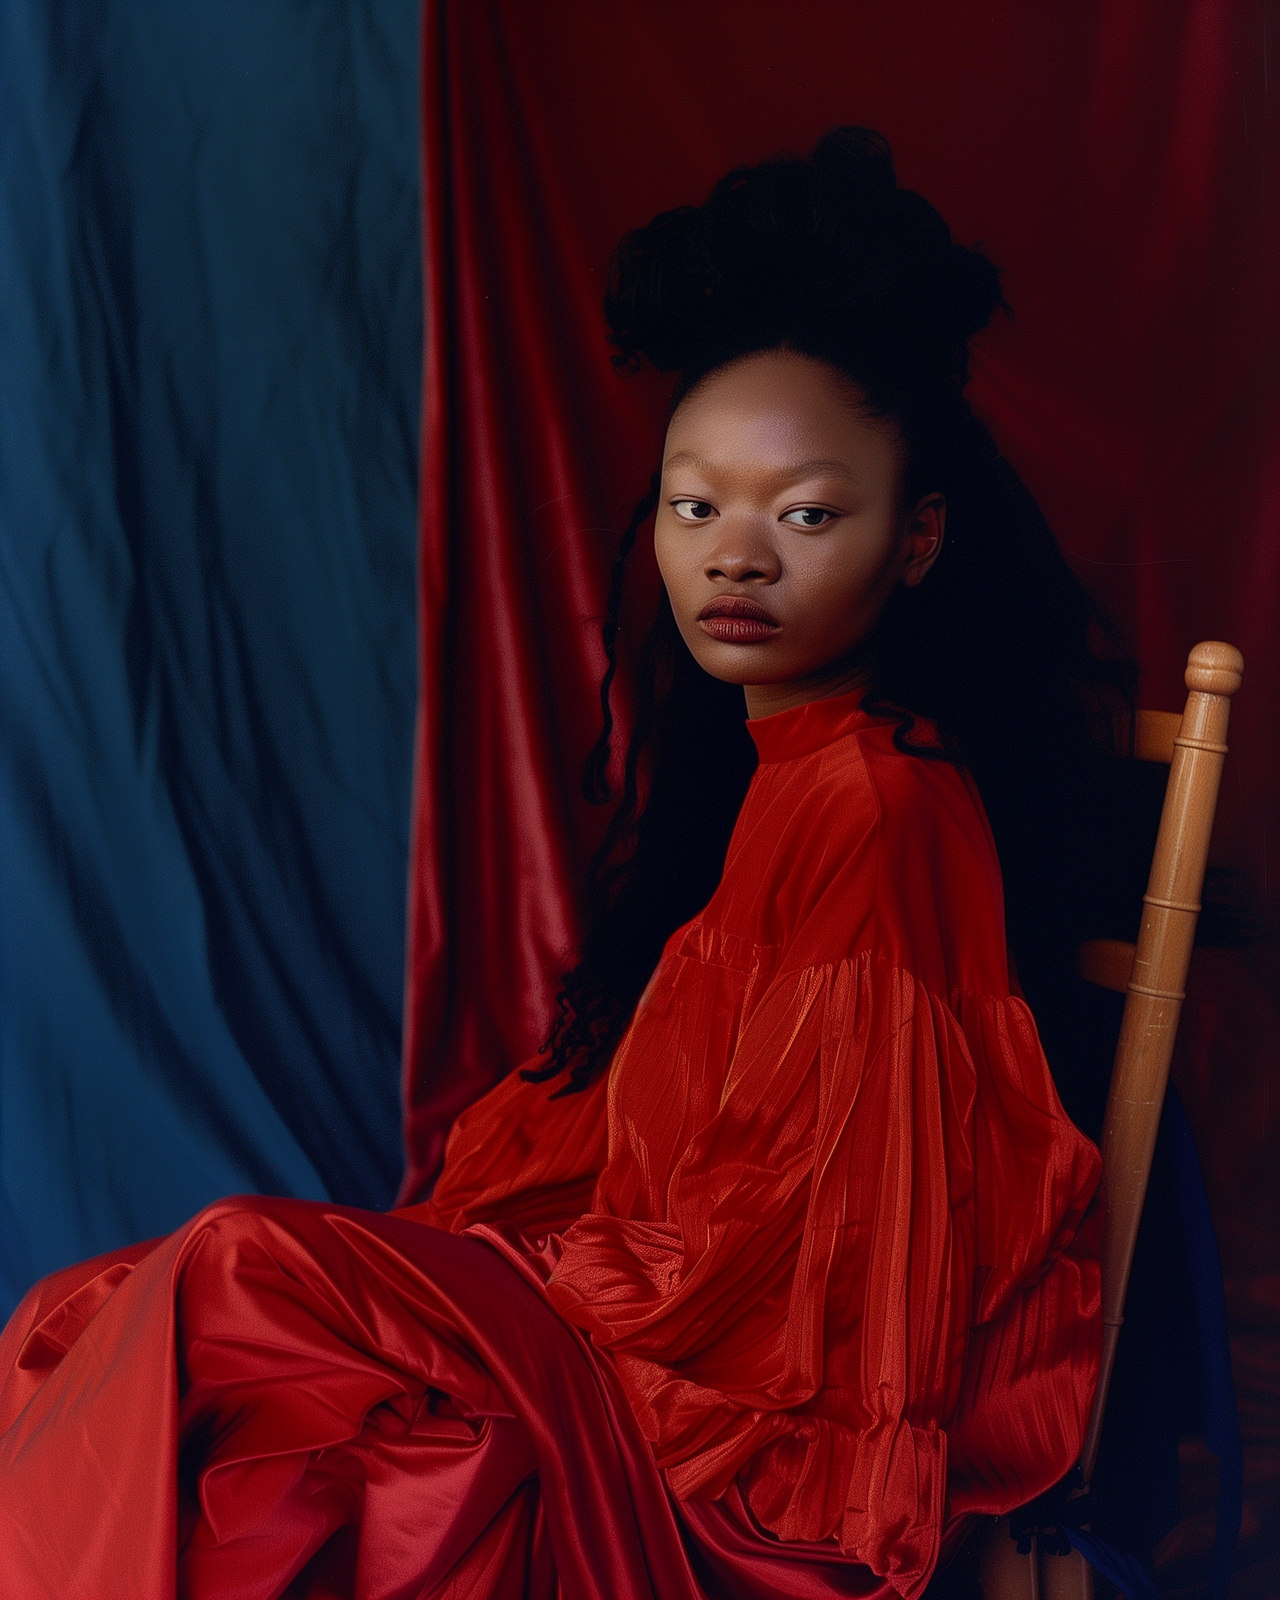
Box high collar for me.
[747,687,872,764]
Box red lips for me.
[696,595,781,643]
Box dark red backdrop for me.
[406,0,1277,1192]
[406,6,1279,1558]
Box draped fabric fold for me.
[0,3,423,1310]
[0,1204,703,1600]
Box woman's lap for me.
[0,1196,912,1599]
[0,1196,702,1599]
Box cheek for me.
[654,524,693,603]
[784,523,901,640]
[793,530,887,602]
[653,526,674,588]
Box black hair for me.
[525,127,1137,1103]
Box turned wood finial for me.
[1185,640,1244,696]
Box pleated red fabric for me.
[0,695,1100,1599]
[421,694,1103,1592]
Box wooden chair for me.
[982,640,1244,1600]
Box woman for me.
[0,129,1119,1600]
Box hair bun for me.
[605,127,1003,397]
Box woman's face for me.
[654,349,944,719]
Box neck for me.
[743,663,869,720]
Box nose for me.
[704,518,780,585]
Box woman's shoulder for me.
[855,715,1009,985]
[751,705,990,862]
[854,714,995,851]
[729,709,1008,985]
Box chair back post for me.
[1079,641,1243,1484]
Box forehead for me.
[663,351,901,476]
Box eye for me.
[780,506,835,529]
[671,499,717,522]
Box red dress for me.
[0,692,1101,1600]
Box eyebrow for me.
[663,451,859,483]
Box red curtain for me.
[404,0,1279,1208]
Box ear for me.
[900,494,945,588]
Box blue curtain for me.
[0,1,421,1315]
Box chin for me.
[694,652,782,686]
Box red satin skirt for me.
[0,1197,973,1599]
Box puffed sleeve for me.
[544,909,1100,1597]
